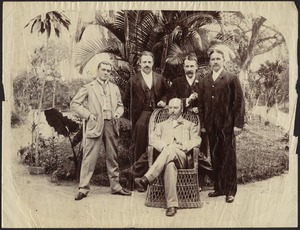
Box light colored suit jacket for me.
[149,115,201,153]
[70,79,124,138]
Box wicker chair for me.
[145,108,202,209]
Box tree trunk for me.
[124,11,130,61]
[34,37,49,166]
[52,78,56,108]
[160,35,170,75]
[241,17,266,71]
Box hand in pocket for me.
[87,115,97,130]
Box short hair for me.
[183,53,198,64]
[97,61,113,70]
[208,49,225,59]
[138,51,155,63]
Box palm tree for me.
[75,10,157,77]
[76,10,223,78]
[25,11,71,166]
[155,11,223,73]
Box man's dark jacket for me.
[125,71,171,127]
[198,70,245,133]
[171,75,201,109]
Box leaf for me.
[44,109,80,137]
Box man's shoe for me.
[208,191,224,197]
[134,177,149,192]
[226,195,235,203]
[112,188,132,196]
[166,207,177,217]
[75,192,87,200]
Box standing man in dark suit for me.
[171,53,212,189]
[171,54,207,153]
[198,49,245,203]
[123,51,171,189]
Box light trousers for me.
[79,120,122,194]
[145,145,187,208]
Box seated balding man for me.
[134,98,201,217]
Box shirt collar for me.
[141,71,153,78]
[97,78,109,85]
[168,115,184,124]
[212,67,224,78]
[185,75,196,85]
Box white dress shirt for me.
[212,67,224,82]
[186,75,195,86]
[141,71,153,89]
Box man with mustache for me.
[198,49,245,203]
[123,51,171,190]
[134,98,201,216]
[171,53,212,190]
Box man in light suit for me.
[123,51,171,189]
[134,98,201,217]
[198,49,245,203]
[71,60,132,200]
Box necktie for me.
[102,83,107,95]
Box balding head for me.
[168,98,183,120]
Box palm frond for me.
[95,11,125,42]
[25,11,71,38]
[165,44,186,65]
[179,12,221,28]
[170,26,182,43]
[75,37,125,74]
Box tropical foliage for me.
[75,10,223,81]
[14,10,289,183]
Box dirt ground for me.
[2,121,298,228]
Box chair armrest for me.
[193,147,199,170]
[147,146,154,167]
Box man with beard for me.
[123,51,171,190]
[198,49,245,203]
[171,53,212,190]
[134,98,201,216]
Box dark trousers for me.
[200,132,209,157]
[132,111,152,163]
[208,130,237,196]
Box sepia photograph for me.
[2,1,298,228]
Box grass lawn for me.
[236,114,289,184]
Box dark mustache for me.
[186,71,193,74]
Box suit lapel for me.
[136,72,147,92]
[91,80,104,107]
[207,72,214,84]
[182,77,191,93]
[108,82,117,110]
[214,69,226,83]
[152,72,157,90]
[191,75,200,91]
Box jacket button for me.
[212,85,214,87]
[212,96,215,99]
